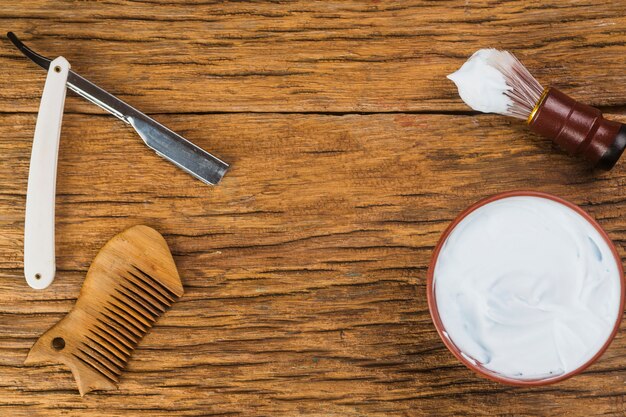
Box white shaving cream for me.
[447,49,513,115]
[433,196,622,380]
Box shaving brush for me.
[448,49,626,170]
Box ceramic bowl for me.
[426,190,625,385]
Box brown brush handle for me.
[528,88,626,170]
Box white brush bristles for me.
[486,50,544,119]
[448,49,544,120]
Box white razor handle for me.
[24,56,69,289]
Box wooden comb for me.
[24,225,183,396]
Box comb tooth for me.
[130,267,177,302]
[112,292,156,325]
[133,266,180,299]
[126,273,171,309]
[104,305,147,336]
[111,291,156,326]
[106,302,149,333]
[96,319,138,347]
[80,344,124,375]
[77,348,121,379]
[86,334,129,365]
[132,265,179,298]
[101,309,142,339]
[118,285,161,316]
[88,328,132,358]
[72,352,119,383]
[122,279,168,314]
[94,322,135,351]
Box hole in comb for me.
[52,337,65,351]
[34,273,41,280]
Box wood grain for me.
[2,1,626,416]
[3,1,626,113]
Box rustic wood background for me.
[3,1,626,416]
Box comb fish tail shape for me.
[25,225,183,395]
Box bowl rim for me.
[426,190,625,386]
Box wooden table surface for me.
[3,1,626,416]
